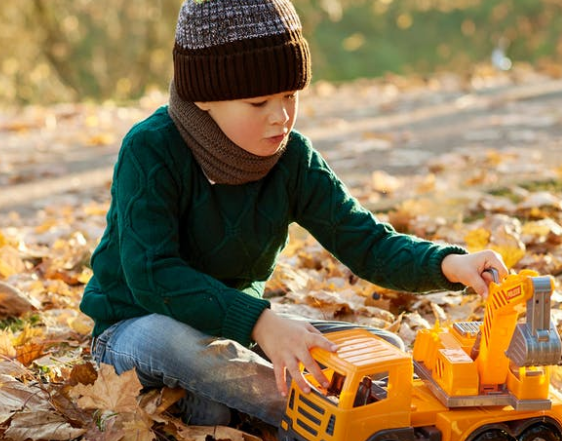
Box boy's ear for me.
[194,101,210,112]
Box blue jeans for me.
[91,313,403,426]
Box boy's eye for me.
[249,100,267,107]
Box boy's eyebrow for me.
[246,91,298,100]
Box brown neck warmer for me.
[167,82,287,185]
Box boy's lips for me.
[267,133,286,144]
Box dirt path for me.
[1,72,562,218]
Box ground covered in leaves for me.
[1,67,562,440]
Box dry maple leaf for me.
[139,386,185,421]
[121,417,158,441]
[81,414,124,441]
[70,363,142,414]
[0,281,37,319]
[0,374,52,425]
[16,342,46,366]
[69,361,98,386]
[4,410,86,441]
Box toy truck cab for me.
[278,329,415,441]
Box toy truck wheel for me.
[471,429,511,441]
[518,424,562,441]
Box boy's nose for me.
[269,105,289,125]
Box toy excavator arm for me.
[475,269,561,386]
[505,275,561,366]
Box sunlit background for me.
[1,0,561,105]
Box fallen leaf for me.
[69,362,98,386]
[4,410,86,441]
[121,416,155,441]
[68,313,94,335]
[70,364,142,414]
[464,228,490,252]
[139,387,185,418]
[16,342,46,366]
[0,247,26,279]
[0,281,38,319]
[371,170,402,194]
[0,330,16,359]
[0,374,52,424]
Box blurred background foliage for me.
[1,0,561,105]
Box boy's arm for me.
[291,138,505,293]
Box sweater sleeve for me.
[112,128,269,346]
[290,136,467,293]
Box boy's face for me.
[195,91,298,157]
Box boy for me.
[80,0,507,427]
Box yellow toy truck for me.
[278,269,562,441]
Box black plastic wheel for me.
[472,429,513,441]
[518,424,562,441]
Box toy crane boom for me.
[413,269,562,410]
[474,269,561,390]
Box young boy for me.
[80,0,507,428]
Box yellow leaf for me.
[0,245,26,278]
[12,325,44,347]
[464,228,490,252]
[83,201,110,216]
[16,343,45,367]
[34,219,58,234]
[371,170,402,194]
[521,220,552,238]
[77,267,93,284]
[0,330,16,359]
[68,313,94,335]
[490,244,526,270]
[86,132,115,146]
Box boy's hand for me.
[251,309,338,397]
[441,250,508,298]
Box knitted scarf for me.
[168,82,287,185]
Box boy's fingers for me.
[301,355,329,389]
[274,364,288,396]
[286,361,311,395]
[309,332,338,352]
[472,277,489,298]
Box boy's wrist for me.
[251,308,273,342]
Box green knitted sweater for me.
[80,106,467,346]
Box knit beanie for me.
[173,0,311,102]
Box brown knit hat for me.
[173,0,311,102]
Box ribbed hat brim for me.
[174,32,311,102]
